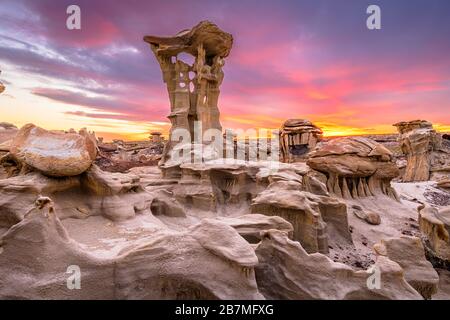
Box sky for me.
[0,0,449,141]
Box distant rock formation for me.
[393,120,442,182]
[307,137,400,200]
[144,21,233,171]
[280,119,322,163]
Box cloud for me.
[0,0,449,139]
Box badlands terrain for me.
[0,21,449,300]
[0,119,449,300]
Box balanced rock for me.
[145,21,232,173]
[307,137,399,200]
[280,119,322,163]
[8,124,97,177]
[393,120,442,182]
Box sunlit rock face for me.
[393,120,442,182]
[280,119,323,163]
[6,124,97,177]
[307,137,400,200]
[144,21,233,173]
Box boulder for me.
[9,124,97,177]
[351,205,381,225]
[0,197,263,299]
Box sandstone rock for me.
[393,120,442,182]
[437,179,450,190]
[145,21,232,171]
[255,230,422,299]
[373,236,439,299]
[8,124,97,177]
[280,119,322,163]
[251,180,352,254]
[0,165,153,225]
[419,205,450,265]
[351,205,381,225]
[0,197,263,299]
[0,122,18,150]
[216,214,294,243]
[307,137,400,200]
[189,219,258,268]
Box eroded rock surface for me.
[419,205,450,267]
[7,124,97,177]
[394,120,443,182]
[280,119,322,163]
[144,21,232,171]
[307,137,400,200]
[374,236,439,299]
[254,230,422,300]
[251,180,352,254]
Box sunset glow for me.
[1,0,449,141]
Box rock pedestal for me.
[393,120,442,182]
[280,119,322,163]
[307,137,400,200]
[144,21,233,171]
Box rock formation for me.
[144,21,232,171]
[307,137,400,200]
[150,131,162,143]
[2,20,450,300]
[0,197,263,299]
[419,205,450,267]
[254,230,422,299]
[280,119,322,163]
[374,236,439,299]
[393,120,442,182]
[251,180,352,254]
[5,124,97,177]
[96,138,163,172]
